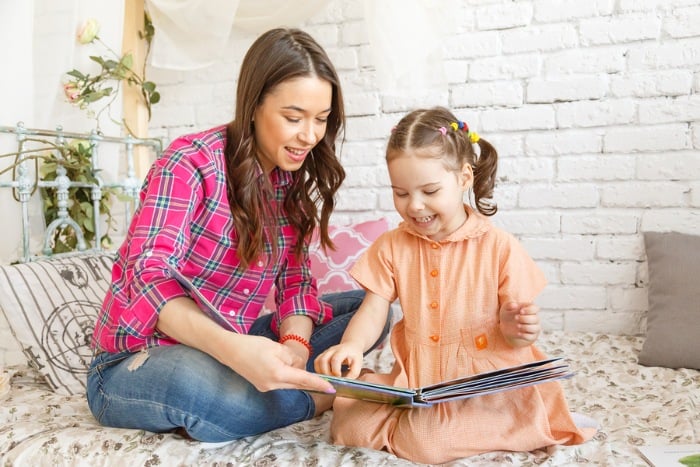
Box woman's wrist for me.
[279,333,313,355]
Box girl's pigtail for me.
[472,138,498,216]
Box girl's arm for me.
[157,297,335,394]
[314,291,390,378]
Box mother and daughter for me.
[87,25,594,464]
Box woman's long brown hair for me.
[224,28,346,267]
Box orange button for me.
[430,301,438,309]
[475,333,488,350]
[430,335,440,342]
[430,269,438,277]
[431,243,439,249]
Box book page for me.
[318,358,573,408]
[319,374,422,407]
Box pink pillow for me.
[263,218,389,311]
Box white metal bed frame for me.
[0,122,161,263]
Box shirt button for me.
[145,251,153,257]
[257,260,264,267]
[430,269,438,277]
[228,310,236,316]
[430,335,440,342]
[430,301,438,309]
[243,288,250,295]
[431,243,439,249]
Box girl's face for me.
[388,152,473,242]
[253,76,332,174]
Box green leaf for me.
[66,70,86,80]
[142,81,156,92]
[121,53,133,69]
[103,59,119,71]
[150,92,161,104]
[83,91,108,103]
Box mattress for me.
[1,331,698,466]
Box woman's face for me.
[253,76,332,174]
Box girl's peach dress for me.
[330,207,595,464]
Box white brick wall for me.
[3,0,700,365]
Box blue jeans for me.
[86,290,390,441]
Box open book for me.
[318,358,573,407]
[166,263,239,333]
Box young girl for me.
[87,28,390,443]
[315,107,596,463]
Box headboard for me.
[0,122,162,263]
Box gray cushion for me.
[0,253,114,395]
[638,232,700,369]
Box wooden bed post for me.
[121,0,152,179]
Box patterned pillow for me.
[264,218,390,311]
[0,253,114,395]
[311,218,389,294]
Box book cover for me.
[638,444,700,467]
[319,357,573,407]
[165,263,238,333]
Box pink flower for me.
[63,82,80,103]
[76,18,100,44]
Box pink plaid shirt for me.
[92,125,332,353]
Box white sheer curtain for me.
[146,0,450,93]
[363,0,450,94]
[147,0,331,69]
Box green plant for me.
[39,141,131,253]
[32,13,161,254]
[0,138,133,254]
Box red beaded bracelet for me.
[279,334,313,355]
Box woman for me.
[87,28,390,442]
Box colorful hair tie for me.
[440,119,481,144]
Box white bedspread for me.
[1,331,699,466]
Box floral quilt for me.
[1,331,698,466]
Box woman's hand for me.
[315,342,365,379]
[157,297,334,394]
[223,334,333,393]
[280,339,311,369]
[499,301,541,348]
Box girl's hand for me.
[499,302,541,348]
[315,342,365,379]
